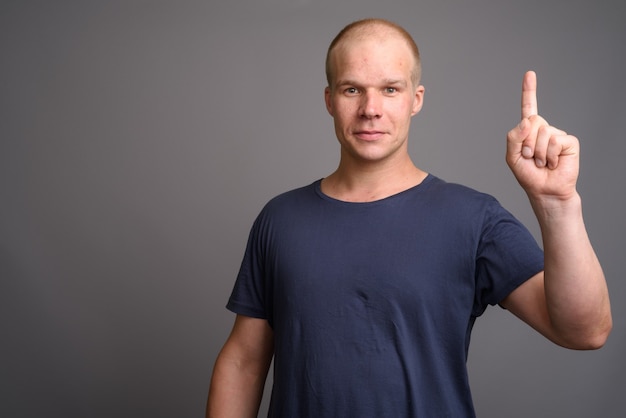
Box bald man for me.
[207,19,611,418]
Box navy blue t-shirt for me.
[227,175,544,417]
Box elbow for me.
[571,333,610,351]
[559,318,613,351]
[585,320,613,350]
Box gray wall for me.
[1,0,624,417]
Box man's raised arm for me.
[501,71,612,349]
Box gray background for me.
[1,0,624,417]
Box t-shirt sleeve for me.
[473,198,544,317]
[226,210,272,321]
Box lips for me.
[354,130,385,141]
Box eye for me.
[385,87,398,94]
[344,87,359,95]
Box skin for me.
[321,28,427,201]
[206,23,612,418]
[207,315,273,418]
[500,71,612,349]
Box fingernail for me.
[535,158,544,167]
[522,146,533,158]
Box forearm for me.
[207,349,271,418]
[531,192,612,348]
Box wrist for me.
[529,191,583,225]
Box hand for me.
[506,71,580,203]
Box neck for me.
[321,155,427,202]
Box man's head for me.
[323,19,425,166]
[325,19,422,90]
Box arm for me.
[501,71,612,350]
[207,314,274,418]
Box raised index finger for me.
[521,70,538,119]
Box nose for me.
[359,90,382,119]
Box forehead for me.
[330,35,414,83]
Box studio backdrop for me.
[1,1,624,417]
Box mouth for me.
[353,130,385,141]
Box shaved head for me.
[325,19,422,89]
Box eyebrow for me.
[382,79,407,86]
[335,78,408,88]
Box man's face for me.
[325,34,424,165]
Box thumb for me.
[507,118,533,160]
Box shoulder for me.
[421,175,498,207]
[417,175,523,237]
[250,181,322,229]
[262,180,320,211]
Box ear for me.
[411,85,425,116]
[324,86,333,116]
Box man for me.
[207,18,612,417]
